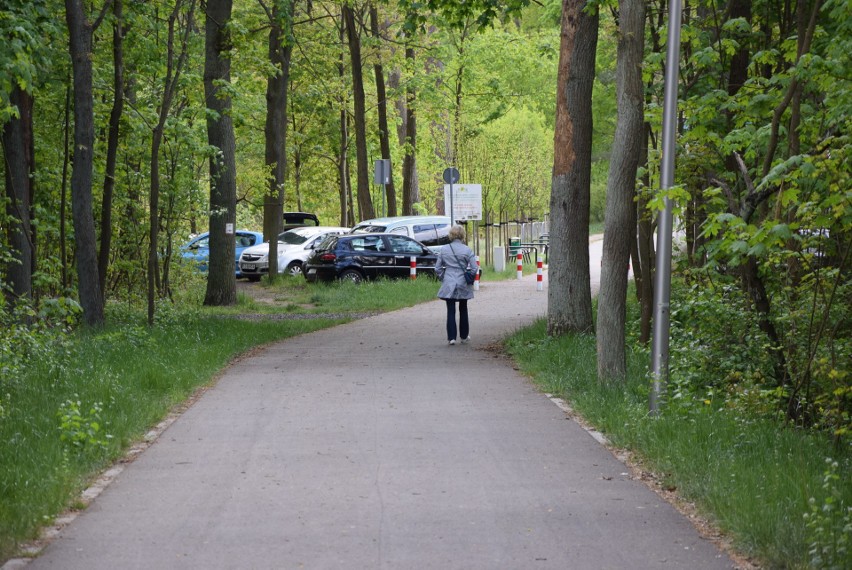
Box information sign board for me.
[443,184,482,221]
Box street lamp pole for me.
[650,0,683,414]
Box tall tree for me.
[203,0,238,306]
[98,0,125,299]
[547,0,598,336]
[1,0,49,306]
[148,0,196,324]
[65,0,109,326]
[400,44,418,215]
[369,4,397,216]
[262,0,295,280]
[343,3,375,221]
[2,86,34,304]
[596,0,645,380]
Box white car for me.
[239,226,349,281]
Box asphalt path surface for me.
[13,239,735,569]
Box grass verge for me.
[0,276,440,561]
[505,319,851,569]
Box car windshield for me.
[314,234,338,250]
[351,223,387,233]
[273,230,310,245]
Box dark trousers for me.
[445,299,469,341]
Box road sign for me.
[442,167,460,185]
[443,184,482,221]
[374,159,391,185]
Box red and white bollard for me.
[536,255,543,291]
[410,256,417,279]
[516,252,523,280]
[474,255,481,291]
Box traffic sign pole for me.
[442,167,460,223]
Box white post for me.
[474,255,480,291]
[536,255,543,291]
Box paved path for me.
[17,263,734,569]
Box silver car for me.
[239,226,349,281]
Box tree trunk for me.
[547,0,598,336]
[369,5,397,217]
[2,85,34,304]
[637,125,655,344]
[203,0,237,306]
[60,84,71,290]
[337,15,350,227]
[343,4,374,222]
[99,0,124,300]
[401,46,419,215]
[388,67,406,147]
[264,1,294,280]
[149,0,194,323]
[596,0,645,380]
[65,0,104,326]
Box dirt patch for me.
[235,279,283,305]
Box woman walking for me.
[435,225,477,345]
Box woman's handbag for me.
[449,243,477,286]
[463,268,476,285]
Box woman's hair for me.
[448,224,466,242]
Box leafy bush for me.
[0,297,80,392]
[666,274,780,418]
[57,397,113,452]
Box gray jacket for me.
[435,240,477,300]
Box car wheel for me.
[286,261,303,277]
[339,269,364,283]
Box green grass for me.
[505,320,852,569]
[0,277,441,561]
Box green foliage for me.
[57,397,112,452]
[805,459,852,569]
[0,0,59,121]
[665,277,778,416]
[457,106,552,222]
[0,297,79,389]
[398,0,532,33]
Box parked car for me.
[303,233,437,283]
[238,226,349,281]
[350,215,451,249]
[282,212,320,231]
[180,230,264,277]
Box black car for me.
[282,212,320,231]
[303,233,437,283]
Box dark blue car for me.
[180,230,264,277]
[303,233,437,284]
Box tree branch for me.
[92,0,115,33]
[761,0,822,178]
